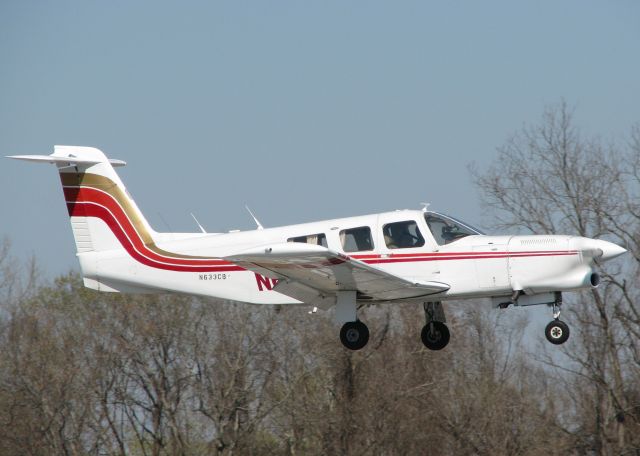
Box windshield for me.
[424,212,483,245]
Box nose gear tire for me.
[545,319,570,345]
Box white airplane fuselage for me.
[8,145,627,349]
[80,208,608,307]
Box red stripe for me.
[352,250,577,260]
[66,185,579,272]
[363,252,577,264]
[67,201,243,272]
[65,187,233,267]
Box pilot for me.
[384,231,398,249]
[398,225,416,248]
[441,224,462,243]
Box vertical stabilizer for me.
[55,146,156,254]
[8,146,221,294]
[8,145,156,256]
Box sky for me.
[1,0,639,278]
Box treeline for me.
[0,103,638,455]
[0,268,579,456]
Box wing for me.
[225,243,449,304]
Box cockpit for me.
[424,212,483,245]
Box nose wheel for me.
[545,294,570,345]
[545,319,570,344]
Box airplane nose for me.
[597,240,627,261]
[571,237,627,262]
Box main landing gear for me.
[335,293,452,351]
[336,291,370,351]
[421,302,450,350]
[340,320,370,350]
[545,294,570,345]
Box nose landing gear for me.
[545,319,570,344]
[545,293,570,345]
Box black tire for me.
[340,321,370,350]
[421,321,450,350]
[545,319,570,345]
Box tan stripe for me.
[60,172,215,260]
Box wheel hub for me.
[426,330,441,343]
[421,321,450,350]
[345,328,360,343]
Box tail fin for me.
[9,146,220,294]
[9,145,156,255]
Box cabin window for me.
[288,233,328,247]
[340,226,374,252]
[383,220,425,249]
[425,212,481,245]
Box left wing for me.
[225,243,449,303]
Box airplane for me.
[7,146,627,350]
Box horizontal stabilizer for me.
[8,145,126,167]
[7,154,126,167]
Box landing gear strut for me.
[545,293,570,345]
[421,302,450,350]
[336,291,370,350]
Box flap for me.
[273,280,335,309]
[225,243,449,302]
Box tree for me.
[472,100,640,454]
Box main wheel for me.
[340,321,370,350]
[545,319,570,345]
[421,321,450,350]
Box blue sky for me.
[1,1,639,276]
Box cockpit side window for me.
[340,226,374,252]
[424,212,481,245]
[383,220,425,249]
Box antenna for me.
[157,213,172,232]
[190,213,207,233]
[420,202,430,213]
[245,206,264,230]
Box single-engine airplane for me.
[8,146,627,350]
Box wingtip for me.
[108,159,127,167]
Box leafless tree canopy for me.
[0,103,638,455]
[472,101,640,455]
